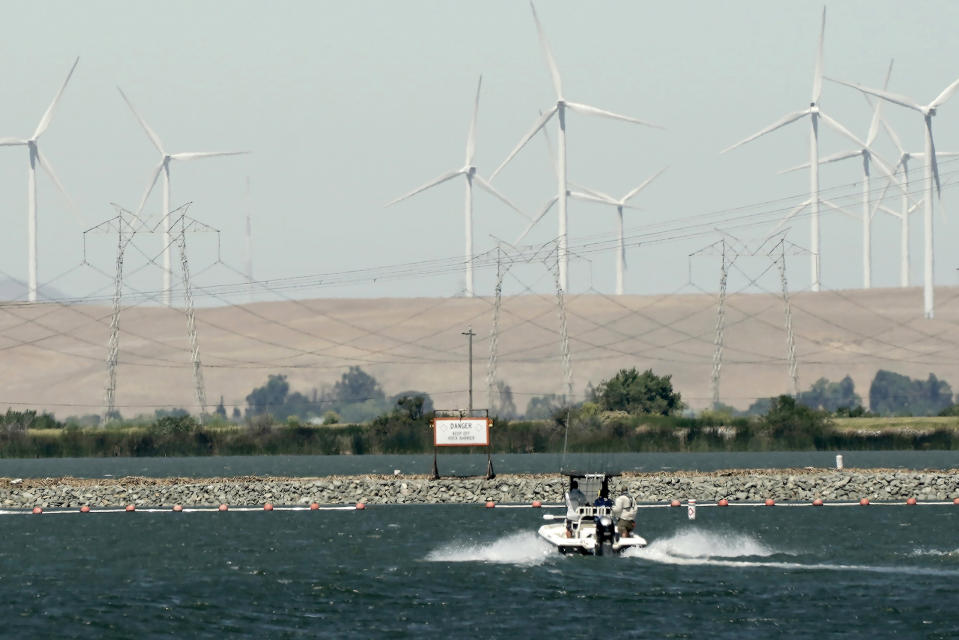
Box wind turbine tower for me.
[118,87,248,307]
[0,58,78,302]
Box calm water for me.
[0,450,957,478]
[2,503,957,638]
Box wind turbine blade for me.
[136,163,165,215]
[866,59,894,146]
[573,184,617,202]
[721,109,809,153]
[490,106,556,180]
[772,200,810,233]
[811,7,825,104]
[928,117,941,197]
[930,76,959,110]
[170,151,250,161]
[820,112,868,149]
[821,198,858,221]
[882,120,906,157]
[869,151,898,180]
[0,138,28,146]
[565,101,664,129]
[385,169,462,206]
[530,1,563,99]
[33,57,79,139]
[776,150,860,175]
[473,175,531,221]
[117,86,166,153]
[35,150,71,204]
[826,77,923,113]
[465,75,482,166]
[569,190,618,206]
[622,166,668,204]
[515,196,556,244]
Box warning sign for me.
[433,417,490,446]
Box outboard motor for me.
[594,514,615,556]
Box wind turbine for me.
[827,72,959,318]
[491,1,662,293]
[879,102,959,288]
[118,87,248,307]
[565,168,667,295]
[722,7,863,293]
[386,76,527,298]
[0,57,78,302]
[779,60,897,289]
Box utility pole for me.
[462,326,476,412]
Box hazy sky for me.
[3,1,959,304]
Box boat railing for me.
[574,505,612,519]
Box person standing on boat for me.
[612,494,638,537]
[564,480,587,537]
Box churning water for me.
[2,502,957,638]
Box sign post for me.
[430,410,494,479]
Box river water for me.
[1,450,957,478]
[3,501,957,638]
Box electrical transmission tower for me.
[692,232,807,408]
[87,203,219,421]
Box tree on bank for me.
[869,370,954,416]
[592,368,684,416]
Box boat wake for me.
[426,531,554,566]
[625,528,959,576]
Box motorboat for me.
[537,472,647,556]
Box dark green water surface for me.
[1,503,957,638]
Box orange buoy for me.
[80,505,90,513]
[218,504,228,511]
[954,497,959,505]
[125,504,135,512]
[670,499,681,507]
[764,498,775,507]
[172,504,183,512]
[717,499,729,507]
[263,503,274,511]
[31,507,42,515]
[812,498,824,507]
[310,502,319,510]
[485,501,495,508]
[531,500,542,508]
[859,498,870,506]
[355,502,366,510]
[906,497,917,506]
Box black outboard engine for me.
[594,514,615,556]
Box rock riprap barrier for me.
[1,469,957,509]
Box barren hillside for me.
[3,286,959,419]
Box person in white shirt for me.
[612,494,638,537]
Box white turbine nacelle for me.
[0,57,78,303]
[118,87,249,307]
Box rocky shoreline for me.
[2,468,958,509]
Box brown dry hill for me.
[4,285,959,418]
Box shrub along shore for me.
[3,411,959,459]
[2,469,957,509]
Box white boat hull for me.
[538,522,647,556]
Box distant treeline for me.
[1,404,957,459]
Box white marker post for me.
[687,498,697,520]
[836,454,844,470]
